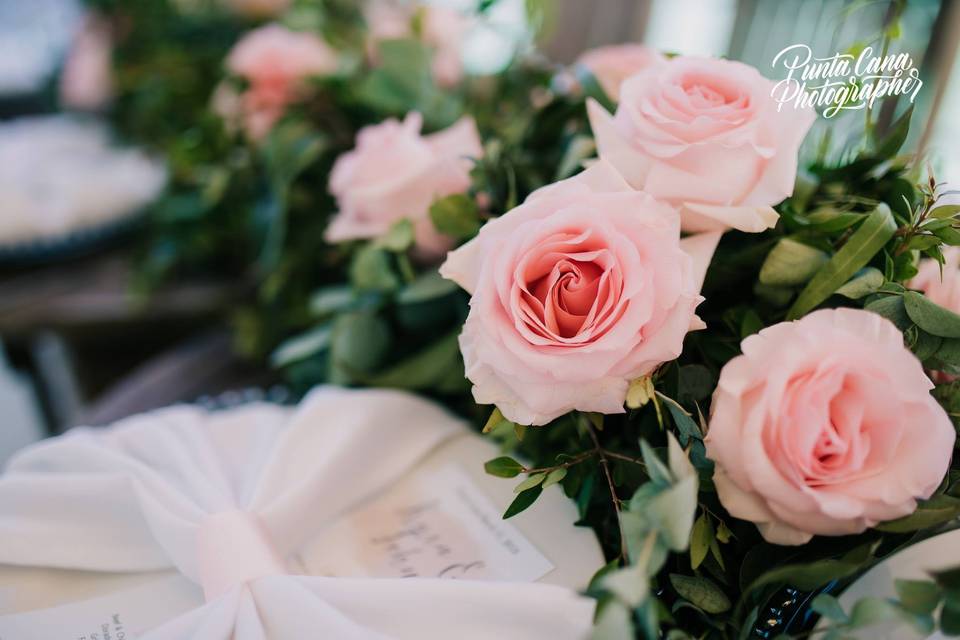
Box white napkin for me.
[0,386,594,639]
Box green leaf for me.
[690,514,712,570]
[309,286,356,316]
[835,267,884,299]
[542,467,568,488]
[864,294,912,331]
[669,574,731,614]
[895,579,942,615]
[848,597,900,628]
[396,269,459,305]
[329,311,391,380]
[788,204,897,319]
[639,440,672,487]
[514,472,546,493]
[484,456,524,478]
[429,193,481,240]
[262,121,325,187]
[503,486,542,518]
[657,392,702,446]
[875,105,913,158]
[941,597,960,635]
[360,331,462,391]
[270,324,332,367]
[812,593,849,622]
[590,599,635,640]
[759,238,829,287]
[350,245,401,292]
[903,290,960,338]
[377,219,415,252]
[931,204,960,220]
[743,558,867,596]
[875,494,960,532]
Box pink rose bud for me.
[587,56,816,233]
[706,308,955,545]
[440,160,721,426]
[326,112,483,259]
[576,43,665,101]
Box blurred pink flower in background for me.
[59,14,113,111]
[216,23,338,139]
[576,43,665,101]
[326,112,483,259]
[365,0,470,87]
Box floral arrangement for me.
[93,1,960,637]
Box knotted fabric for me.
[0,386,594,639]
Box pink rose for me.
[222,0,291,18]
[587,56,815,233]
[365,1,468,87]
[909,244,960,382]
[576,44,665,102]
[705,308,955,546]
[59,14,113,111]
[326,112,482,259]
[440,160,720,426]
[220,24,338,139]
[911,246,960,312]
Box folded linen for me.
[0,386,597,639]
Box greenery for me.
[91,0,960,637]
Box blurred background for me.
[1,0,958,463]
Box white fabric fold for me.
[0,387,595,639]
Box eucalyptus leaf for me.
[788,204,896,319]
[903,290,960,338]
[329,311,391,380]
[811,593,848,622]
[865,294,912,331]
[895,579,942,615]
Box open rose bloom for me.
[588,56,815,233]
[706,308,955,545]
[326,112,482,260]
[217,24,338,140]
[440,161,720,426]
